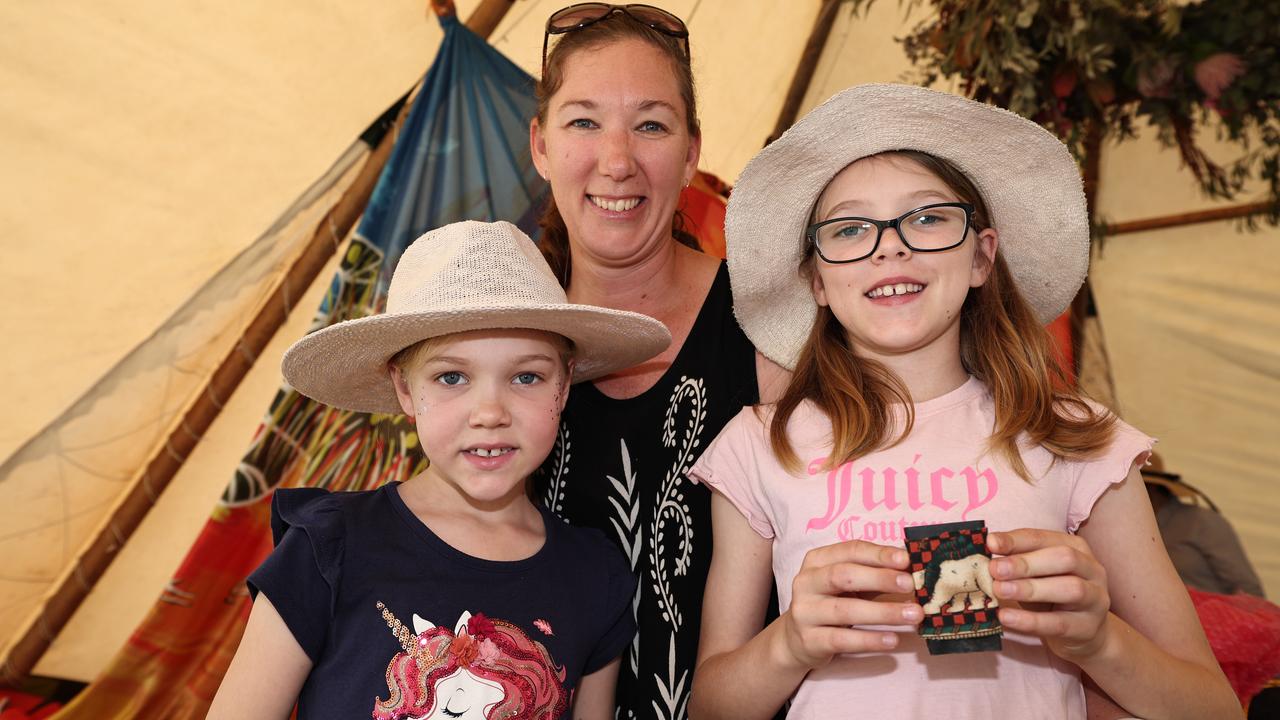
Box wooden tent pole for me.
[0,0,515,688]
[767,0,842,145]
[1103,200,1277,236]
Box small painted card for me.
[904,520,1002,655]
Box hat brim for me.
[726,83,1090,369]
[281,304,671,414]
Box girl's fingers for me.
[794,562,914,597]
[989,528,1089,558]
[992,574,1107,609]
[803,540,910,571]
[806,626,913,656]
[998,606,1099,643]
[791,595,923,629]
[989,531,1105,585]
[990,544,1105,584]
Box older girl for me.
[688,84,1236,719]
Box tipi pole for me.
[1103,200,1278,235]
[767,0,842,145]
[0,0,515,687]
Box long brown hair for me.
[533,12,701,286]
[769,151,1115,481]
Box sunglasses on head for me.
[542,3,691,73]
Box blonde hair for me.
[769,151,1115,481]
[389,331,574,374]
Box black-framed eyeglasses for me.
[806,202,976,264]
[542,3,690,74]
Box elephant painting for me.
[912,553,998,614]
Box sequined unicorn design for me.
[372,604,568,720]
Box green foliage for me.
[848,0,1280,223]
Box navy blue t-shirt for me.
[248,483,636,720]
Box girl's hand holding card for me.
[779,539,924,669]
[988,529,1112,661]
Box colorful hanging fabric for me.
[53,15,546,718]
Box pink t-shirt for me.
[688,377,1153,719]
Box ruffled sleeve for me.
[582,540,639,675]
[1066,408,1156,533]
[688,407,776,539]
[246,487,346,662]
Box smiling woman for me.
[526,6,787,719]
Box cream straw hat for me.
[726,83,1090,369]
[282,220,671,413]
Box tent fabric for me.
[47,14,548,716]
[2,0,450,683]
[0,138,368,671]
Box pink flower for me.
[1194,53,1247,101]
[477,638,501,665]
[533,618,554,636]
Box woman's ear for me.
[389,363,417,418]
[969,227,999,287]
[530,118,549,181]
[683,131,702,187]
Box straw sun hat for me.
[281,220,671,414]
[726,83,1091,369]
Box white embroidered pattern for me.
[647,376,706,719]
[541,424,571,516]
[554,376,709,720]
[650,376,705,627]
[606,438,644,677]
[652,634,689,720]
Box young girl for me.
[208,221,671,720]
[686,85,1237,719]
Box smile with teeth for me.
[468,447,514,458]
[867,283,924,298]
[588,195,642,212]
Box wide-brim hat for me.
[726,83,1090,369]
[281,220,671,414]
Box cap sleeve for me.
[688,407,775,539]
[246,488,346,662]
[1066,407,1155,533]
[582,540,638,675]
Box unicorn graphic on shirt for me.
[372,604,567,720]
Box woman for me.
[529,5,786,719]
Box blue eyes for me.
[433,372,542,386]
[565,119,668,133]
[833,223,873,239]
[911,213,946,226]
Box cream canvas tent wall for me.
[2,0,1276,687]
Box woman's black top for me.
[539,262,759,719]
